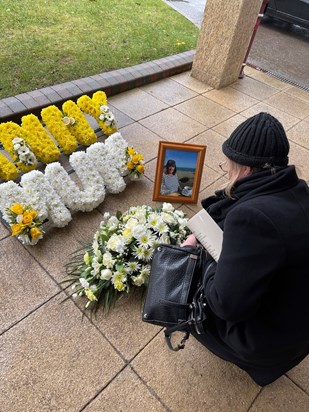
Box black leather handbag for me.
[142,243,214,351]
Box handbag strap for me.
[164,323,191,351]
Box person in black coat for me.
[183,112,309,386]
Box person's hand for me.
[181,234,197,247]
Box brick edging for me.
[0,50,195,124]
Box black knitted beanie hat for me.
[222,112,289,167]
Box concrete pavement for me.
[1,64,309,411]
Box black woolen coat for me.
[193,166,309,386]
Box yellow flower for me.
[0,153,19,181]
[127,161,134,170]
[136,164,145,174]
[29,209,38,219]
[127,147,135,156]
[22,212,33,226]
[84,251,90,265]
[10,203,24,215]
[123,228,133,241]
[11,223,23,236]
[132,154,141,164]
[85,288,97,301]
[30,227,42,240]
[114,280,126,292]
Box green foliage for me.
[0,0,198,98]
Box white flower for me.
[125,217,138,229]
[102,252,114,268]
[132,224,146,239]
[79,278,89,288]
[107,216,119,231]
[126,261,140,273]
[100,269,112,280]
[162,202,174,212]
[100,105,109,113]
[157,221,169,234]
[62,116,71,125]
[137,230,155,248]
[131,275,145,286]
[106,234,126,254]
[161,212,176,224]
[12,137,23,144]
[16,214,23,223]
[19,146,30,155]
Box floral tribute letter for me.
[0,132,143,245]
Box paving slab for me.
[132,334,261,412]
[286,356,309,394]
[248,376,309,412]
[25,210,104,283]
[189,128,228,174]
[84,366,167,411]
[72,290,160,361]
[119,122,163,162]
[230,76,280,101]
[171,72,213,94]
[139,107,207,142]
[175,95,235,128]
[141,78,198,105]
[109,88,168,121]
[240,101,300,131]
[0,237,59,334]
[0,293,124,412]
[286,120,309,150]
[264,92,309,119]
[204,87,260,113]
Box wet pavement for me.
[163,0,309,89]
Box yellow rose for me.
[127,161,134,170]
[132,155,141,165]
[11,223,23,236]
[136,164,144,174]
[10,203,24,215]
[22,212,33,226]
[30,227,42,239]
[29,209,38,219]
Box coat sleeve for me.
[203,205,286,322]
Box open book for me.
[187,209,223,262]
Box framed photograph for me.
[153,141,207,204]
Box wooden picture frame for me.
[153,141,207,204]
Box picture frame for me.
[153,141,207,204]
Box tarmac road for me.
[162,0,309,90]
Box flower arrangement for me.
[21,114,61,163]
[62,100,97,146]
[5,203,44,245]
[41,106,78,154]
[0,154,18,181]
[126,147,145,179]
[0,132,145,244]
[0,121,38,173]
[0,91,118,182]
[64,203,190,311]
[12,137,37,167]
[77,91,117,136]
[44,151,106,212]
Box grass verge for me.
[0,0,198,99]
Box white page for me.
[187,208,223,262]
